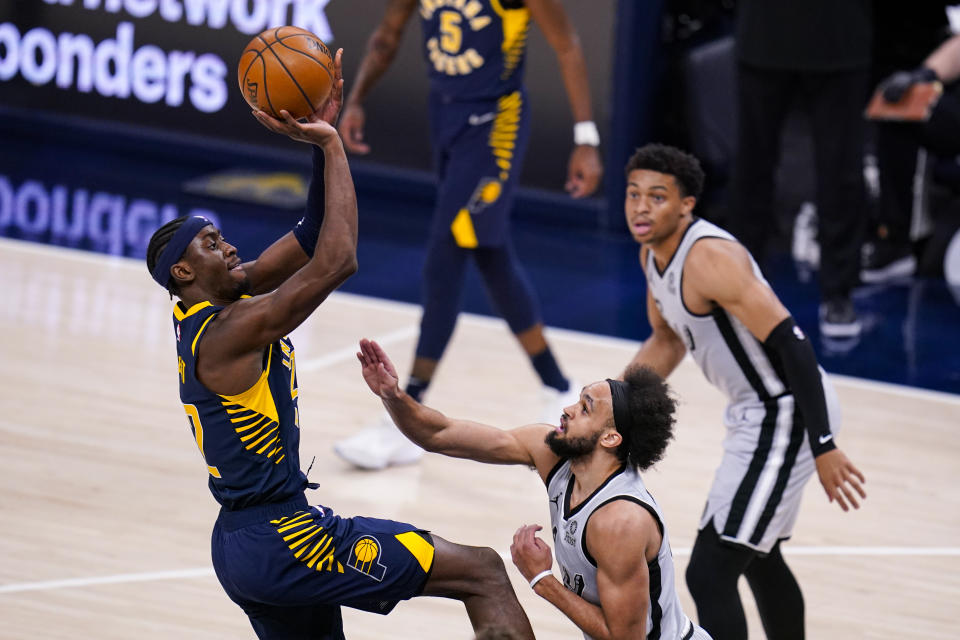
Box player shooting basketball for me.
[145,50,534,640]
[357,339,712,640]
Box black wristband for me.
[763,317,837,457]
[292,145,326,257]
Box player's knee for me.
[473,546,511,591]
[685,554,711,601]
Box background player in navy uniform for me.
[621,144,866,640]
[145,51,534,640]
[356,338,711,640]
[334,0,604,470]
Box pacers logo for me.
[348,536,387,582]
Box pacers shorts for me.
[211,495,435,639]
[428,86,531,248]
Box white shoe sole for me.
[333,442,390,470]
[860,255,916,283]
[820,320,862,338]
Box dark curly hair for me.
[614,364,677,471]
[146,216,189,297]
[624,143,705,199]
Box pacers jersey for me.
[173,300,307,511]
[546,462,694,640]
[419,0,530,101]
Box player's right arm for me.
[357,339,562,479]
[511,501,658,639]
[622,248,687,380]
[202,122,358,359]
[338,0,418,153]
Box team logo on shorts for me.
[348,535,387,582]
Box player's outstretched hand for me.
[357,338,401,399]
[815,448,866,512]
[253,108,340,147]
[338,102,370,154]
[510,524,553,583]
[565,145,602,198]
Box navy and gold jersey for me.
[173,300,307,510]
[419,0,530,101]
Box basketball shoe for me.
[333,413,424,470]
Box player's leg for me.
[422,534,534,640]
[730,63,795,264]
[807,67,869,337]
[412,228,472,385]
[743,541,804,640]
[685,519,756,640]
[245,603,345,640]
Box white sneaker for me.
[539,380,580,425]
[333,412,424,470]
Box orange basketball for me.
[238,26,334,120]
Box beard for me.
[545,429,601,460]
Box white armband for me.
[574,120,600,147]
[529,569,553,589]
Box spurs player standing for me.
[622,144,866,640]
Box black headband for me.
[150,216,212,288]
[606,378,631,433]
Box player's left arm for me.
[686,239,866,511]
[526,0,602,198]
[241,49,346,295]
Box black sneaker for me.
[819,296,862,338]
[861,240,916,283]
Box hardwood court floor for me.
[1,238,958,639]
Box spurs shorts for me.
[428,87,531,249]
[211,496,434,639]
[699,375,841,553]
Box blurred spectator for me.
[864,5,950,283]
[731,0,871,338]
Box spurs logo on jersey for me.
[421,0,492,76]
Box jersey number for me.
[184,403,222,478]
[440,10,462,54]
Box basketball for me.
[238,26,334,120]
[354,538,378,563]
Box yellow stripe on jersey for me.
[191,313,216,356]
[488,0,529,79]
[219,344,285,462]
[173,300,212,321]
[219,346,280,423]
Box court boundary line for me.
[3,546,959,594]
[3,238,957,405]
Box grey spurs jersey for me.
[546,461,693,640]
[644,218,785,411]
